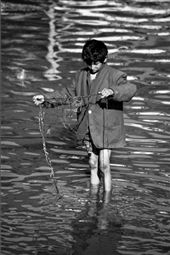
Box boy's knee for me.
[89,156,98,169]
[100,161,110,173]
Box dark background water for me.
[1,0,170,254]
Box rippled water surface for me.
[1,0,170,254]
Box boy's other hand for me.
[33,95,44,105]
[99,88,114,98]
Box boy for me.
[33,39,137,191]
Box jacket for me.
[44,63,137,148]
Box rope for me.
[38,105,60,195]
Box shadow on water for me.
[1,0,170,254]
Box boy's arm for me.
[111,73,137,102]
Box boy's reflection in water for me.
[71,185,123,255]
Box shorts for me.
[83,130,99,155]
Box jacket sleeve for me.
[111,72,137,102]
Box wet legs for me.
[89,152,100,185]
[99,149,112,191]
[88,149,112,191]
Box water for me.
[1,0,170,254]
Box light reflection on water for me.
[1,0,170,254]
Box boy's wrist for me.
[109,88,118,97]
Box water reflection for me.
[1,0,170,254]
[44,2,62,81]
[71,187,122,255]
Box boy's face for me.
[87,61,103,74]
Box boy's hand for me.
[33,95,45,106]
[99,88,114,98]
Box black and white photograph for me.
[1,0,170,254]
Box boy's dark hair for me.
[82,39,108,65]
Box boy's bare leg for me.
[89,152,100,185]
[99,149,112,191]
